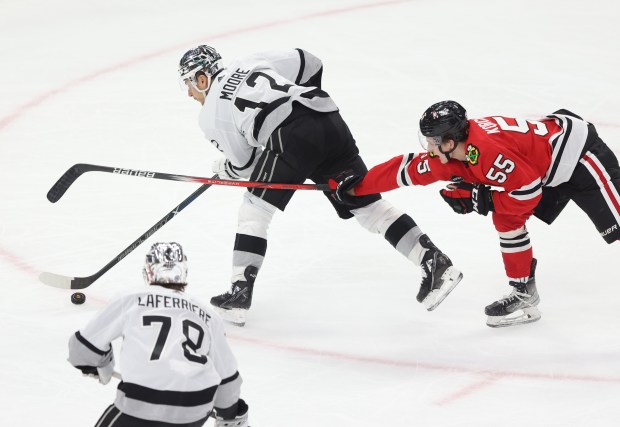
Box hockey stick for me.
[39,182,211,289]
[47,163,333,203]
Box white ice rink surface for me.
[1,0,620,425]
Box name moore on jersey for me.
[199,57,337,179]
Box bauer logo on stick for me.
[113,168,156,178]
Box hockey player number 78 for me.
[143,316,208,364]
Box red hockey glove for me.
[440,182,494,216]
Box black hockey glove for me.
[214,398,249,427]
[74,364,114,385]
[440,182,494,216]
[76,365,99,376]
[335,174,363,205]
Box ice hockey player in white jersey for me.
[67,242,250,427]
[178,45,463,326]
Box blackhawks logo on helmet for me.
[466,144,480,166]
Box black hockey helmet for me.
[419,100,469,143]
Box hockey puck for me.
[71,292,86,305]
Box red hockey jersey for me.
[355,113,589,280]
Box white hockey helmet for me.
[143,242,188,285]
[178,45,224,91]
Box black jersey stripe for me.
[230,147,258,174]
[295,48,305,85]
[399,153,415,186]
[510,180,542,196]
[75,331,111,356]
[118,382,218,407]
[252,96,291,141]
[220,371,240,385]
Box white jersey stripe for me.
[498,227,531,253]
[580,151,620,226]
[397,154,415,187]
[544,114,588,187]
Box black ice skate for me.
[210,266,258,327]
[485,258,541,328]
[416,234,463,311]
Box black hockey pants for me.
[94,404,209,427]
[534,118,620,243]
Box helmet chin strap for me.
[189,74,211,94]
[196,75,211,94]
[202,75,212,93]
[200,68,223,93]
[438,141,458,161]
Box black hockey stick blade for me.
[47,164,116,203]
[39,181,212,289]
[47,164,86,203]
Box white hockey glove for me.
[212,157,241,180]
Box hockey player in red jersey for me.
[336,100,620,327]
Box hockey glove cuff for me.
[470,183,494,215]
[215,399,249,427]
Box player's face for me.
[429,143,446,163]
[185,79,206,105]
[422,137,446,162]
[430,140,455,164]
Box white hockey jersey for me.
[198,48,338,178]
[68,286,241,424]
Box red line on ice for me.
[228,333,620,385]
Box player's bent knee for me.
[351,199,404,234]
[238,193,277,239]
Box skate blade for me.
[486,306,541,328]
[423,267,464,311]
[213,307,247,327]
